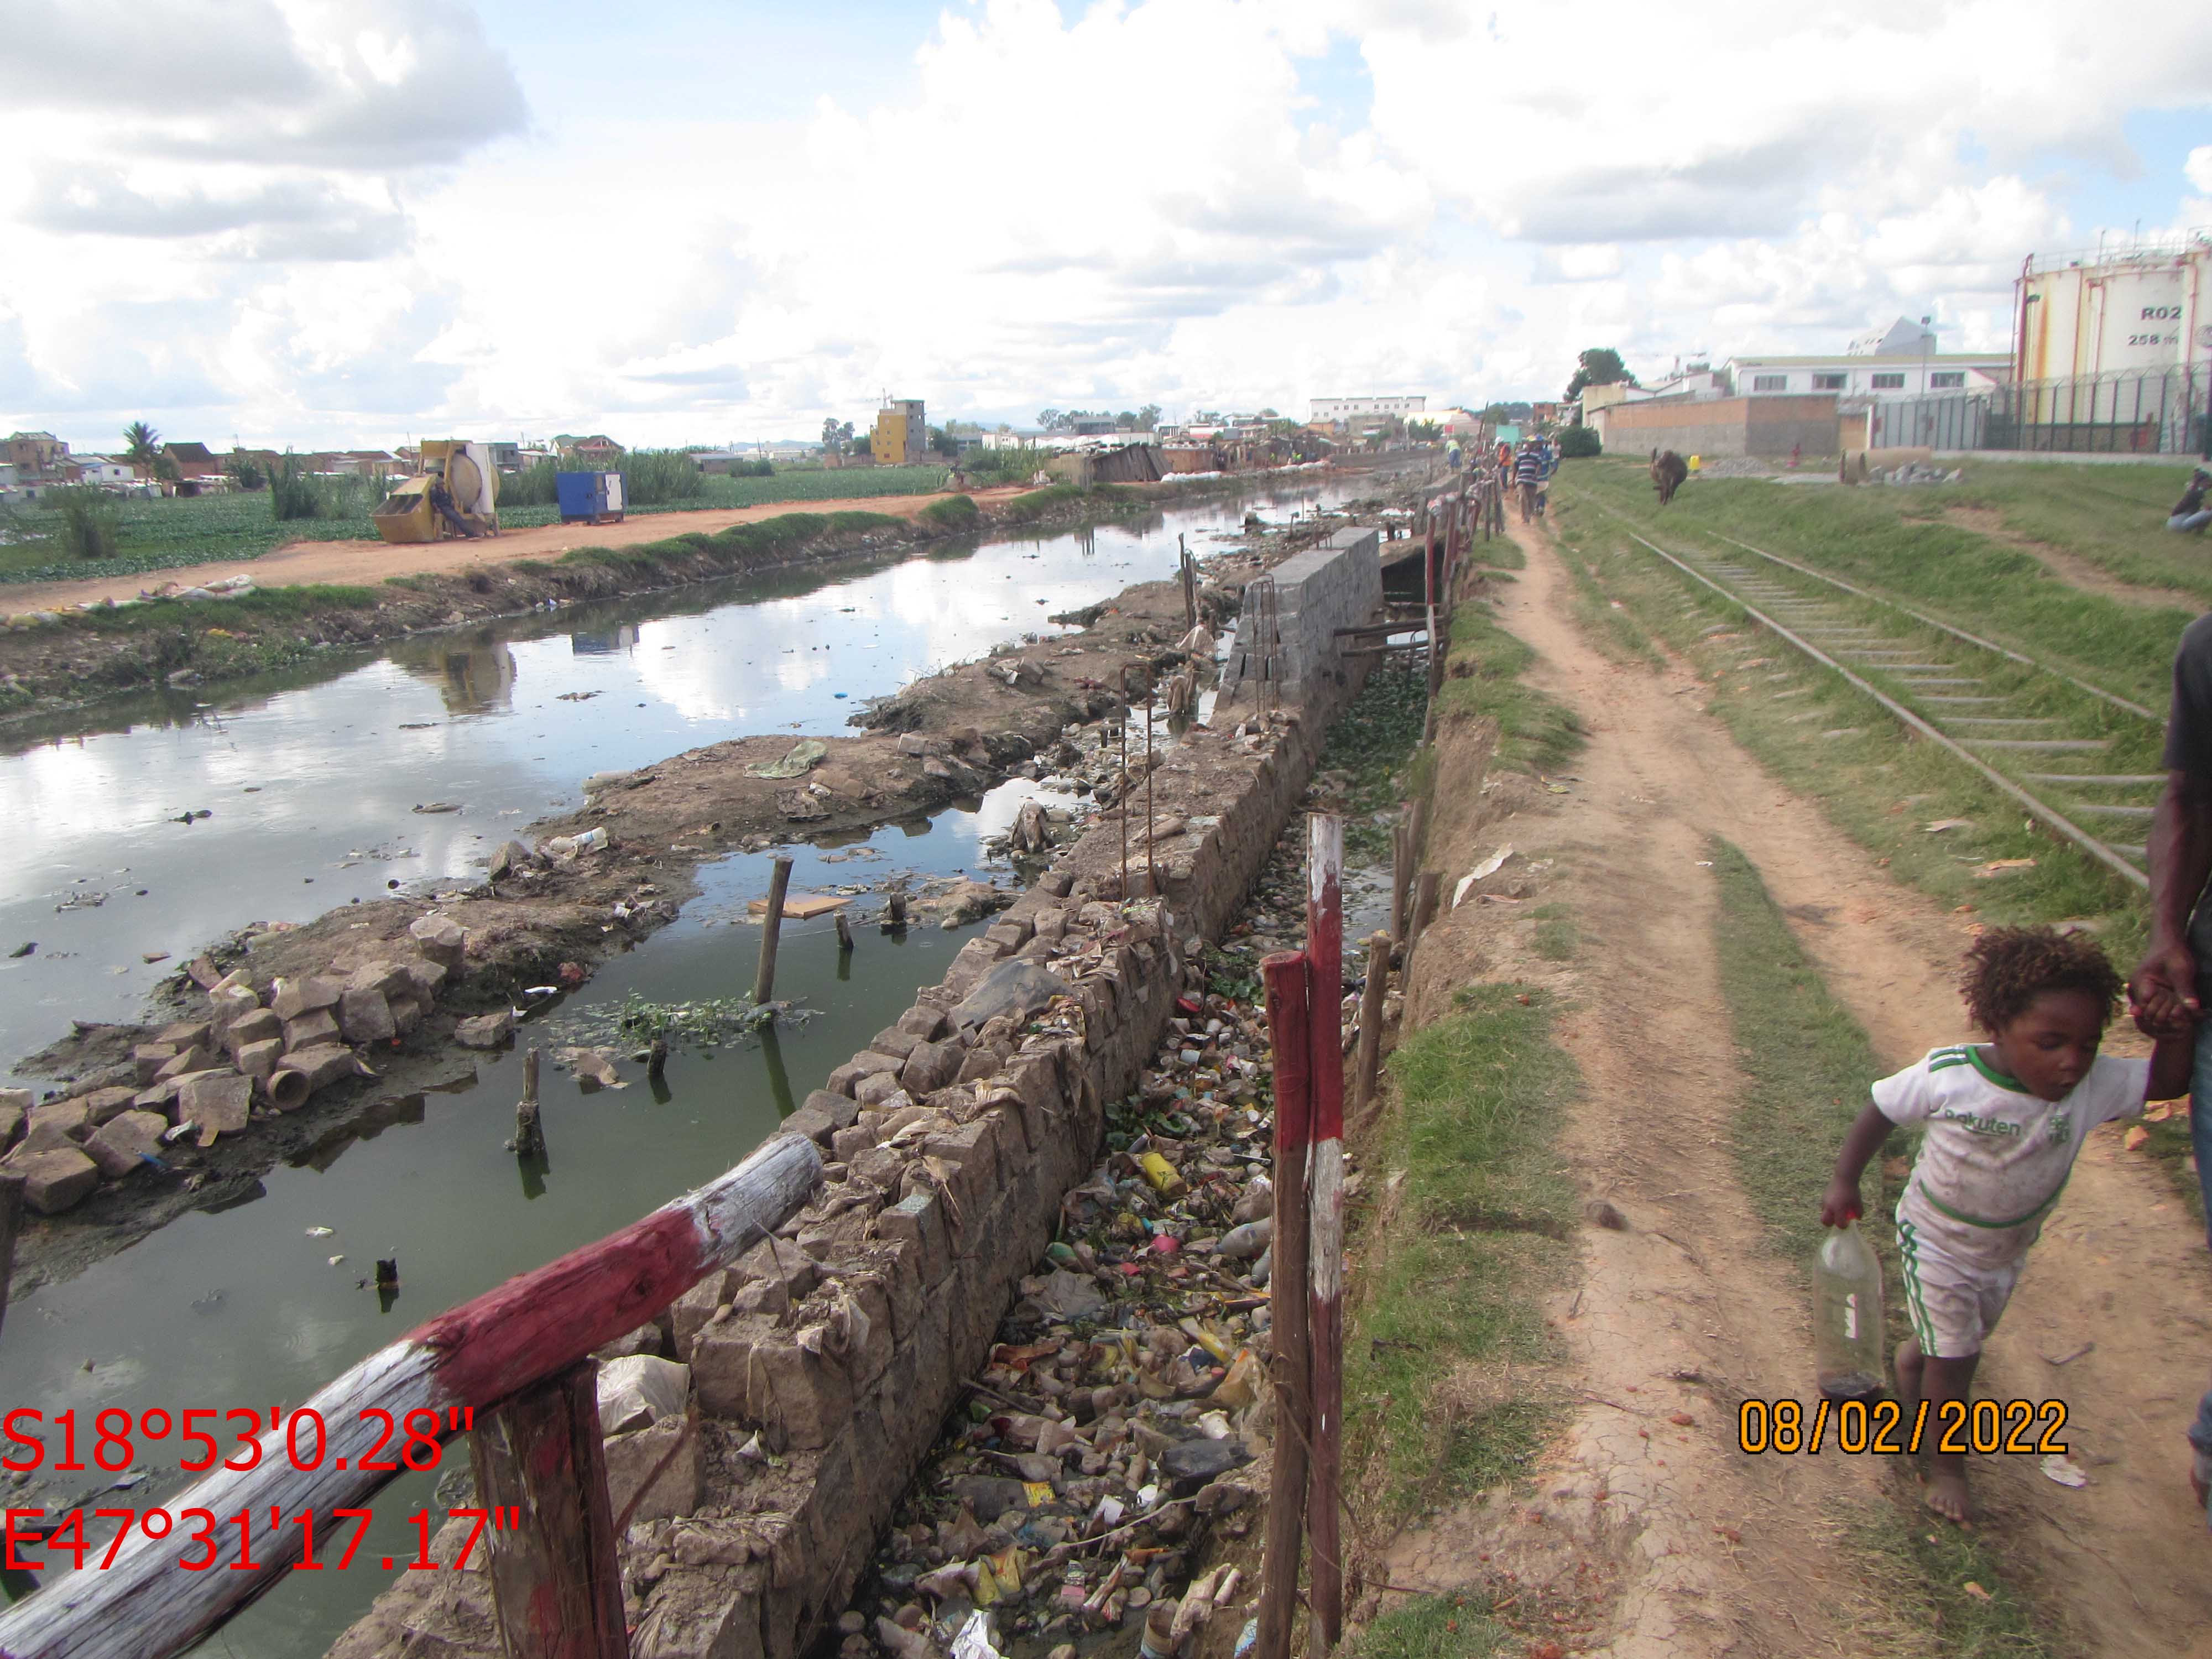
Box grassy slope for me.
[1561,457,2194,709]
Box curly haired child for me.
[1822,926,2192,1521]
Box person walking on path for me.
[1514,441,1543,524]
[2126,608,2212,1524]
[2169,467,2211,534]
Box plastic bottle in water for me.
[1813,1220,1886,1403]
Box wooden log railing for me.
[0,1133,823,1659]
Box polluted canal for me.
[0,480,1370,1653]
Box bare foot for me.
[1924,1467,1973,1524]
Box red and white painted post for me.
[1256,949,1314,1659]
[1305,813,1345,1651]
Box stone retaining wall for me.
[332,531,1384,1659]
[1218,526,1380,707]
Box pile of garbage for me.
[834,825,1337,1659]
[1873,462,1963,486]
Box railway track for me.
[1578,501,2162,891]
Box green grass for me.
[917,493,982,533]
[1434,597,1584,772]
[1706,840,2060,1657]
[1546,479,2147,963]
[1706,838,1901,1266]
[1341,1594,1509,1659]
[1847,1510,2057,1659]
[1347,986,1580,1515]
[0,466,952,587]
[1559,457,2194,710]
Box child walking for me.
[1821,926,2192,1521]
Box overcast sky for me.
[3,0,2208,452]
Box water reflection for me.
[0,482,1356,1072]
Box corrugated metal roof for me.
[1726,353,2005,367]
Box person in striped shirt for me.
[1821,927,2191,1521]
[1514,442,1545,523]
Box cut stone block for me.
[409,914,467,969]
[85,1110,166,1178]
[132,1044,179,1084]
[17,1148,98,1214]
[454,1010,515,1049]
[234,1038,284,1083]
[338,987,396,1045]
[155,1045,215,1082]
[178,1071,252,1141]
[223,1007,282,1057]
[270,975,343,1021]
[81,1087,139,1126]
[283,1009,342,1051]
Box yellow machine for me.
[371,440,500,544]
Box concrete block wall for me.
[1219,525,1381,707]
[335,634,1373,1659]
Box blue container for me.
[555,471,627,525]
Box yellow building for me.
[870,399,927,465]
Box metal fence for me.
[1869,365,2210,456]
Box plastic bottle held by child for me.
[1813,1220,1886,1402]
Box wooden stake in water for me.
[753,856,794,1004]
[1352,930,1391,1118]
[515,1045,545,1157]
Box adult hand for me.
[2130,937,2201,1037]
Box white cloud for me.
[2,0,2208,448]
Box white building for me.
[1310,395,1426,421]
[1725,319,2010,399]
[70,455,136,486]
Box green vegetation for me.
[1340,1594,1508,1659]
[1848,1510,2057,1659]
[998,482,1135,524]
[1434,597,1584,771]
[1557,425,1602,458]
[270,457,371,523]
[0,465,952,588]
[1347,985,1580,1514]
[1317,662,1430,859]
[917,494,981,533]
[500,448,711,508]
[46,487,122,559]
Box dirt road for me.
[16,486,1030,613]
[1389,521,2212,1655]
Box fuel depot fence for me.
[1868,364,2212,457]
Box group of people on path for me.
[1487,434,1554,525]
[1819,591,2212,1528]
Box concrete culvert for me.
[263,1067,312,1113]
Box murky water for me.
[0,480,1369,1651]
[0,486,1347,1074]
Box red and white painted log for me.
[1254,949,1314,1659]
[1303,812,1345,1651]
[0,1133,822,1659]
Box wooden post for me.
[515,1046,545,1158]
[1304,816,1345,1653]
[884,888,909,931]
[1351,931,1391,1119]
[753,856,794,1004]
[834,908,854,954]
[0,1172,22,1339]
[1145,693,1158,895]
[1180,534,1197,629]
[472,1360,630,1659]
[1257,950,1314,1659]
[647,1038,668,1081]
[1389,819,1411,945]
[1404,871,1443,980]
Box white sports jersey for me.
[1874,1045,2147,1269]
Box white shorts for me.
[1895,1215,2021,1360]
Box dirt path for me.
[1388,521,2212,1656]
[15,487,1030,612]
[1940,505,2200,612]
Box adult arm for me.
[1819,1100,1892,1227]
[2132,768,2212,1034]
[2149,1031,2196,1103]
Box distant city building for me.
[1726,319,2008,399]
[870,399,927,466]
[3,431,66,475]
[1310,395,1426,421]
